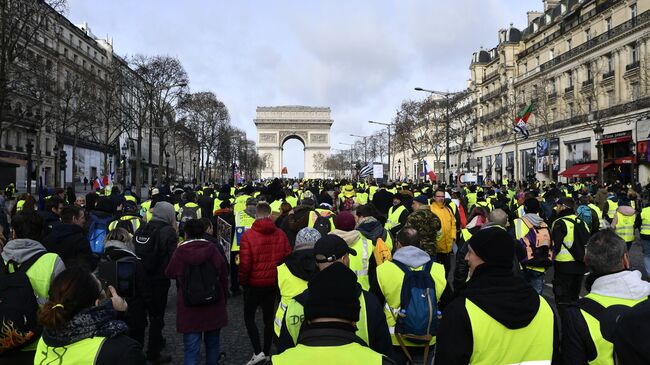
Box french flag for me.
[92,177,104,190]
[424,161,437,182]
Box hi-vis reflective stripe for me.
[505,362,551,365]
[641,224,650,230]
[384,302,399,334]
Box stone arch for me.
[255,106,332,179]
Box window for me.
[549,78,556,93]
[586,63,592,80]
[607,54,613,73]
[73,54,77,63]
[631,42,639,63]
[567,102,574,118]
[585,29,591,42]
[63,48,68,57]
[631,83,640,100]
[607,91,615,107]
[549,48,555,60]
[606,17,612,33]
[16,131,22,148]
[567,38,572,51]
[567,70,573,88]
[566,140,591,167]
[587,97,593,113]
[631,3,638,19]
[536,56,540,67]
[551,108,556,121]
[45,138,50,153]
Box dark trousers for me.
[230,251,240,293]
[243,285,277,355]
[436,252,452,275]
[147,279,170,356]
[552,271,583,322]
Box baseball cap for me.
[314,234,357,263]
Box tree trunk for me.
[157,135,164,185]
[135,128,143,196]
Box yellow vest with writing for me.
[35,336,106,365]
[231,211,255,253]
[274,264,309,337]
[376,259,446,346]
[467,297,554,365]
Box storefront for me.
[536,138,559,181]
[522,148,536,182]
[562,138,592,182]
[495,154,502,182]
[601,131,635,184]
[506,151,514,180]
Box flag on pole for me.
[513,103,533,139]
[359,163,373,178]
[424,161,437,182]
[92,177,104,190]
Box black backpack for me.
[561,217,589,263]
[182,256,220,307]
[133,223,163,273]
[0,251,46,354]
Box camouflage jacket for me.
[405,206,441,257]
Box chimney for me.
[527,11,543,25]
[544,0,561,12]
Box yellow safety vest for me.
[513,217,549,273]
[272,343,382,365]
[16,199,25,212]
[108,215,141,233]
[35,336,106,364]
[233,195,251,214]
[231,211,255,253]
[369,186,378,200]
[286,196,298,208]
[588,204,606,230]
[475,201,491,211]
[606,200,618,219]
[614,212,636,243]
[385,205,406,231]
[516,205,526,218]
[356,192,369,205]
[349,236,374,291]
[376,259,446,346]
[640,207,650,236]
[461,228,473,242]
[307,210,335,232]
[580,293,647,365]
[140,200,152,220]
[270,200,283,213]
[551,215,584,263]
[178,202,202,221]
[283,292,369,347]
[466,297,554,365]
[466,193,477,209]
[274,264,309,337]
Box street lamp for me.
[26,139,33,194]
[397,159,402,180]
[165,151,170,181]
[207,161,212,183]
[340,142,354,178]
[350,134,368,164]
[415,87,462,184]
[192,157,197,183]
[589,112,605,186]
[108,153,113,176]
[629,140,636,184]
[368,121,393,180]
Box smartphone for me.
[98,261,136,298]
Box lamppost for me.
[340,142,354,178]
[415,87,462,184]
[192,157,197,184]
[397,159,402,180]
[121,142,128,190]
[368,121,393,180]
[350,134,368,164]
[108,153,113,177]
[165,152,170,181]
[629,141,636,184]
[207,161,212,183]
[26,139,33,194]
[589,112,605,186]
[219,163,224,185]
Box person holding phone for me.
[102,227,152,348]
[35,267,146,364]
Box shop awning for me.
[601,135,632,145]
[559,162,612,178]
[0,157,25,167]
[614,156,636,164]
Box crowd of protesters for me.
[1,177,650,364]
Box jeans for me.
[641,239,650,277]
[523,268,546,295]
[244,286,277,355]
[183,330,221,365]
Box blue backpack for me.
[393,260,438,346]
[88,215,112,254]
[576,205,593,226]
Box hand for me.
[108,285,128,312]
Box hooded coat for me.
[136,201,178,281]
[434,264,559,364]
[561,270,650,364]
[43,223,96,271]
[165,239,228,333]
[239,217,292,287]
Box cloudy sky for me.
[68,0,540,177]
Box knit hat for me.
[295,228,321,251]
[413,195,429,205]
[467,226,515,269]
[304,262,360,322]
[335,211,356,231]
[314,234,356,263]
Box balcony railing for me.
[582,79,593,87]
[603,70,615,80]
[565,86,575,93]
[626,61,640,71]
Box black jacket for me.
[102,246,152,335]
[277,287,393,358]
[434,265,559,365]
[551,209,587,275]
[43,223,97,271]
[372,189,394,216]
[280,206,311,247]
[136,220,178,282]
[272,322,395,364]
[39,210,61,236]
[452,226,481,290]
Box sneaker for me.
[245,352,267,365]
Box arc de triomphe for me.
[255,106,332,179]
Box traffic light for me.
[59,150,67,171]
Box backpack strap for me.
[578,297,606,323]
[12,251,47,273]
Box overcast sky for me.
[68,0,541,177]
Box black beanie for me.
[304,262,360,323]
[468,227,515,269]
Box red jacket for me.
[239,217,291,287]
